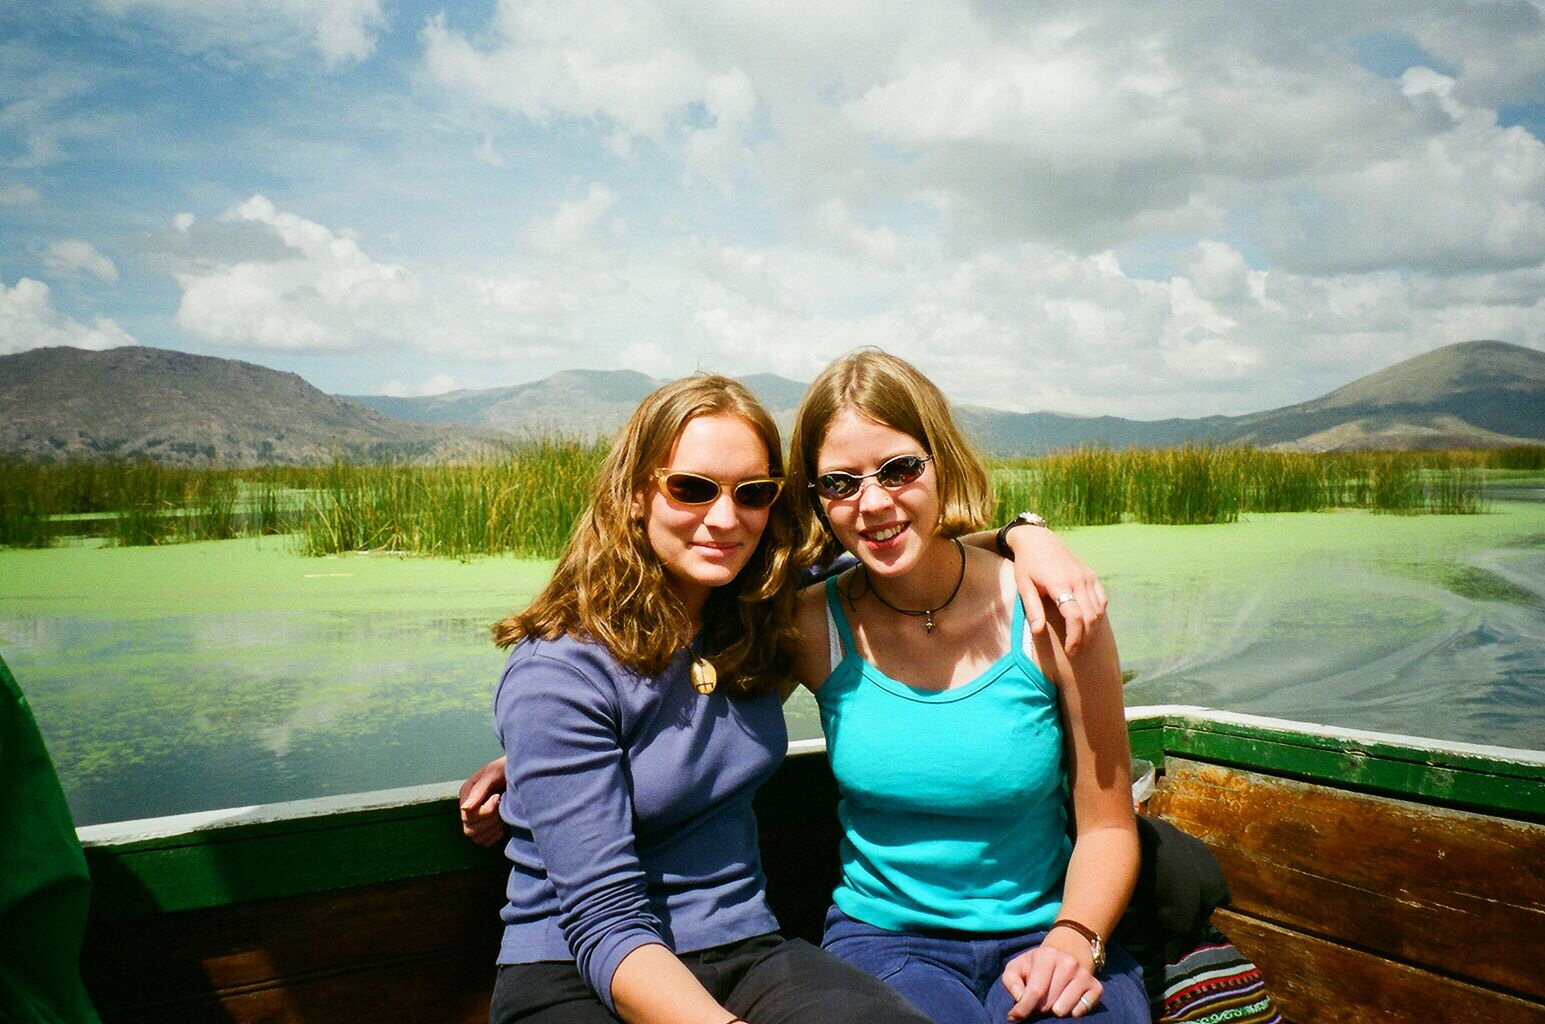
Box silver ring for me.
[1056,592,1078,606]
[1078,994,1094,1013]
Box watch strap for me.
[994,511,1048,559]
[1046,918,1106,972]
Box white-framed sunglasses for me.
[652,468,785,509]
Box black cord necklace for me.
[860,538,966,635]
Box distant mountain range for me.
[2,340,1542,465]
[0,346,511,464]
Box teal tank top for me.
[816,576,1072,933]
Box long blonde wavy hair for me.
[788,348,994,568]
[493,375,798,697]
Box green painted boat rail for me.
[1127,704,1545,818]
[77,707,1544,923]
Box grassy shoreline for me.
[7,443,1539,556]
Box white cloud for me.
[659,237,1545,418]
[0,277,136,354]
[0,42,116,169]
[692,241,799,313]
[95,0,387,66]
[378,373,456,397]
[44,239,120,282]
[1254,69,1545,275]
[521,184,621,265]
[173,194,413,350]
[809,199,904,268]
[419,0,1545,277]
[166,195,582,359]
[420,0,763,186]
[0,183,40,205]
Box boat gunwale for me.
[76,706,1543,923]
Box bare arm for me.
[960,525,1108,654]
[611,945,743,1024]
[789,581,837,696]
[1003,613,1137,1020]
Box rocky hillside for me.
[0,346,509,465]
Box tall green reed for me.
[2,441,1498,552]
[297,439,608,559]
[988,446,1488,527]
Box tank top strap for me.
[823,576,858,661]
[1010,588,1028,649]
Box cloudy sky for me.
[3,1,1544,418]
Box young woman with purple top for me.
[785,351,1148,1024]
[462,373,1109,1024]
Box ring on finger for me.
[1055,592,1078,606]
[1077,994,1094,1013]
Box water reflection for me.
[5,608,508,824]
[6,510,1543,825]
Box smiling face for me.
[815,407,940,577]
[639,413,776,621]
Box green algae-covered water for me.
[3,500,1543,826]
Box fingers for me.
[1003,944,1104,1020]
[1052,979,1103,1018]
[1002,953,1053,1021]
[1059,576,1109,657]
[459,756,506,810]
[1013,561,1049,636]
[460,792,504,846]
[1003,947,1080,1020]
[1060,599,1087,655]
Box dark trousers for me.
[490,932,931,1024]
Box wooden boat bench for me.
[74,709,1545,1023]
[1131,709,1545,1024]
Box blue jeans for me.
[823,907,1151,1024]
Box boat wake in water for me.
[1121,548,1545,750]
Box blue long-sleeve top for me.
[493,634,786,1010]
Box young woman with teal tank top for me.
[785,350,1150,1024]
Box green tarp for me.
[0,654,100,1024]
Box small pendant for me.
[690,657,718,695]
[924,610,934,635]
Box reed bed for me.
[989,446,1489,527]
[0,461,316,548]
[2,442,1516,553]
[296,439,607,559]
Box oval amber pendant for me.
[690,657,717,695]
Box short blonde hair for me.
[495,374,796,696]
[789,349,993,567]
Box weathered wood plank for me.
[1216,910,1545,1024]
[1151,759,1545,1002]
[83,867,505,1019]
[95,949,493,1024]
[1154,714,1545,817]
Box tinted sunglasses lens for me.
[816,473,860,499]
[663,473,720,505]
[877,455,927,487]
[733,480,782,509]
